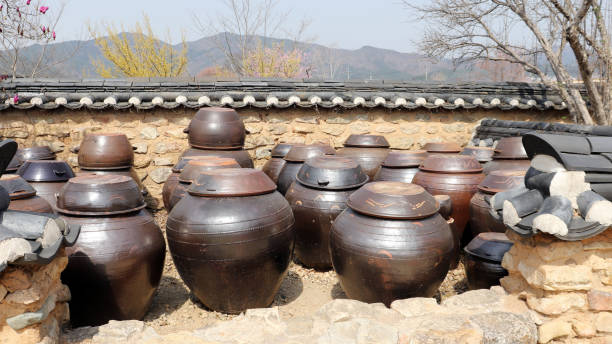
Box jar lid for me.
[461,147,496,163]
[178,158,241,183]
[17,146,56,161]
[6,155,21,172]
[478,170,526,194]
[419,155,483,173]
[347,181,440,219]
[284,144,336,162]
[188,168,276,197]
[381,151,426,168]
[493,137,527,159]
[296,156,369,190]
[424,142,461,153]
[343,135,390,148]
[464,232,513,263]
[17,160,75,182]
[0,174,37,199]
[55,174,145,216]
[171,156,219,173]
[192,107,241,123]
[271,143,295,158]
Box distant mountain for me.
[1,33,559,81]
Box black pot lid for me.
[464,232,513,263]
[188,168,277,197]
[17,146,56,161]
[0,174,37,199]
[17,160,75,182]
[347,181,440,219]
[344,135,390,148]
[271,143,295,158]
[296,156,369,190]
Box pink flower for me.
[26,0,31,4]
[39,6,49,13]
[0,5,3,10]
[41,26,46,33]
[13,95,19,104]
[52,31,56,40]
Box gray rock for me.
[92,320,159,344]
[314,299,403,327]
[391,297,443,317]
[49,141,65,153]
[256,148,272,159]
[140,126,158,140]
[153,158,173,166]
[469,312,538,344]
[296,116,318,124]
[442,289,504,312]
[133,142,148,154]
[6,294,57,330]
[326,116,352,124]
[149,167,172,184]
[318,318,398,344]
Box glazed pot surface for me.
[181,148,253,168]
[78,133,134,170]
[464,233,512,290]
[276,162,303,195]
[162,172,180,210]
[62,210,166,326]
[186,107,246,150]
[167,190,294,313]
[336,147,389,179]
[262,158,286,184]
[29,181,66,208]
[78,168,146,196]
[373,166,419,183]
[330,208,453,305]
[18,160,75,182]
[8,195,53,213]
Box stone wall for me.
[501,230,612,343]
[0,107,567,208]
[0,251,70,344]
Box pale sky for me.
[51,0,424,53]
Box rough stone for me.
[326,116,352,124]
[255,148,271,160]
[92,320,160,344]
[153,158,173,166]
[442,289,504,312]
[133,142,148,154]
[321,318,398,344]
[535,241,583,262]
[314,299,404,327]
[153,142,180,154]
[596,312,612,333]
[295,116,318,124]
[149,167,172,184]
[443,123,466,133]
[469,312,538,344]
[140,127,158,140]
[391,298,443,317]
[0,284,7,302]
[400,124,420,135]
[241,115,261,123]
[134,156,152,169]
[348,123,370,134]
[588,290,612,311]
[67,156,79,168]
[538,319,573,343]
[375,125,396,134]
[4,129,29,138]
[48,141,65,153]
[0,268,33,292]
[389,137,414,150]
[165,129,187,139]
[571,318,597,338]
[519,263,592,291]
[526,292,586,315]
[293,124,315,133]
[321,125,345,136]
[143,116,168,127]
[426,126,439,134]
[269,124,289,135]
[245,124,262,134]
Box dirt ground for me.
[67,210,468,337]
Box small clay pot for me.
[336,135,390,179]
[464,232,512,290]
[185,107,246,150]
[78,133,135,170]
[262,143,295,184]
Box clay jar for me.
[162,156,211,210]
[8,146,56,172]
[412,155,485,244]
[77,133,135,170]
[167,169,295,313]
[336,135,390,179]
[185,107,246,149]
[262,143,294,184]
[285,156,368,270]
[0,174,53,213]
[181,148,253,168]
[17,160,75,206]
[276,144,336,195]
[330,182,454,305]
[469,170,525,235]
[464,232,512,290]
[373,151,427,183]
[424,142,461,156]
[59,175,166,327]
[482,137,530,175]
[167,158,241,211]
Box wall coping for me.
[0,79,572,112]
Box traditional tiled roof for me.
[0,79,574,111]
[474,119,612,141]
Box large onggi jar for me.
[167,169,295,313]
[276,144,336,195]
[262,143,295,184]
[373,151,427,183]
[330,182,454,306]
[336,134,390,179]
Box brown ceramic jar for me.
[336,135,390,179]
[9,146,56,172]
[162,156,217,210]
[482,137,530,175]
[185,107,246,149]
[59,175,166,326]
[330,182,454,305]
[17,160,75,206]
[181,148,253,168]
[0,174,53,213]
[262,143,294,184]
[424,142,461,156]
[285,156,368,270]
[464,233,512,290]
[412,155,485,246]
[167,169,294,313]
[167,158,241,211]
[81,168,146,195]
[78,133,135,170]
[276,144,336,195]
[469,170,525,236]
[373,151,427,183]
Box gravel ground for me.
[65,210,468,337]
